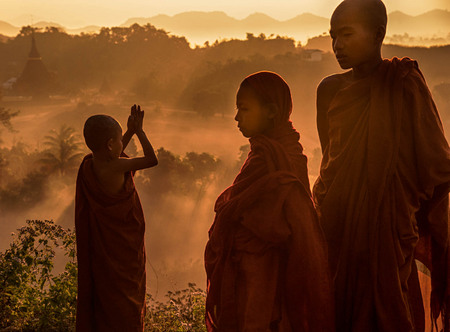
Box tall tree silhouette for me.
[0,107,19,137]
[40,125,83,176]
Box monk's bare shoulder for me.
[317,72,351,108]
[316,72,351,152]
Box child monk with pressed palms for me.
[75,105,157,331]
[313,0,450,330]
[205,71,334,331]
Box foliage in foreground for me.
[146,283,207,332]
[0,219,77,330]
[0,220,207,331]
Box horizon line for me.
[2,7,449,30]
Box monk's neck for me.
[351,57,383,80]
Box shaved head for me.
[332,0,387,31]
[83,114,122,152]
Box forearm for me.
[122,129,134,151]
[136,130,158,165]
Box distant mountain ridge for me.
[0,21,20,35]
[389,9,450,35]
[0,21,102,36]
[121,11,330,43]
[0,9,449,45]
[124,9,450,45]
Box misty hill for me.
[122,9,450,45]
[1,8,447,46]
[32,21,64,29]
[0,21,19,36]
[388,9,450,36]
[121,11,329,44]
[66,25,102,35]
[0,21,102,37]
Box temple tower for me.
[15,33,53,99]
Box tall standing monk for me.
[313,0,450,331]
[75,105,158,331]
[205,71,334,331]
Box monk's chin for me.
[238,128,251,138]
[337,61,352,70]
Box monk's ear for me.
[374,26,386,44]
[106,138,114,151]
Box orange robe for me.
[313,57,450,332]
[205,124,334,331]
[75,154,146,332]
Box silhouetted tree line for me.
[0,25,329,115]
[1,24,449,117]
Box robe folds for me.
[313,57,450,332]
[75,154,146,332]
[205,124,335,332]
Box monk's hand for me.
[127,105,137,134]
[135,105,144,133]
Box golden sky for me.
[2,0,449,27]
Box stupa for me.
[15,33,53,99]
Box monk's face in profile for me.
[330,3,381,70]
[235,85,274,138]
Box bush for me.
[0,219,77,331]
[0,220,207,331]
[145,283,207,332]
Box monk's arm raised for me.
[136,129,158,167]
[116,133,158,172]
[122,130,133,152]
[117,108,158,172]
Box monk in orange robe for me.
[313,1,450,331]
[75,105,158,331]
[205,71,334,331]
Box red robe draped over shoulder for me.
[313,57,450,332]
[75,154,146,332]
[205,123,334,331]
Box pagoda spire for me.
[14,32,52,99]
[28,32,41,60]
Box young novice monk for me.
[313,0,450,331]
[75,105,157,331]
[205,71,334,331]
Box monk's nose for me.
[333,37,343,51]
